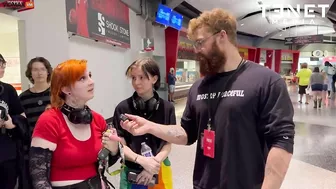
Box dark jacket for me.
[11,114,31,189]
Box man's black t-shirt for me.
[181,62,295,189]
[0,82,25,163]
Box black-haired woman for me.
[113,57,175,189]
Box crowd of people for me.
[0,8,296,189]
[295,61,336,108]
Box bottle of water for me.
[141,142,153,157]
[141,142,157,186]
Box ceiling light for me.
[279,34,282,36]
[241,23,244,26]
[265,31,268,34]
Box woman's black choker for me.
[60,103,93,124]
[62,103,84,111]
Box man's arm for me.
[259,77,295,189]
[124,90,197,145]
[295,72,300,84]
[124,109,195,145]
[261,147,292,189]
[149,124,188,145]
[150,101,188,145]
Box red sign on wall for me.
[0,0,34,12]
[65,0,131,48]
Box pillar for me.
[274,50,282,73]
[292,52,299,73]
[255,48,261,63]
[265,50,273,69]
[248,48,256,62]
[165,27,179,82]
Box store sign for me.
[155,4,183,31]
[0,0,34,11]
[178,41,196,60]
[178,42,193,51]
[142,38,154,51]
[65,0,131,48]
[281,54,293,61]
[284,35,324,45]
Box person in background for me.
[19,57,52,137]
[168,67,176,103]
[321,70,329,105]
[309,67,324,109]
[113,57,175,189]
[331,70,336,95]
[120,8,294,189]
[29,59,121,189]
[333,72,336,95]
[296,63,312,104]
[324,61,335,98]
[0,54,29,189]
[18,57,53,189]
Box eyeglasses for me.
[193,31,221,50]
[0,62,6,69]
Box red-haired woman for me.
[29,59,121,189]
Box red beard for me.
[196,43,226,76]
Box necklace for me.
[31,86,49,106]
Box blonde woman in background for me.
[296,63,312,104]
[309,67,324,108]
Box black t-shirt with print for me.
[181,61,295,189]
[0,82,25,163]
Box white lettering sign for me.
[261,4,329,18]
[260,4,329,31]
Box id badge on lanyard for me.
[202,58,245,159]
[203,121,215,158]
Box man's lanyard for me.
[206,58,246,130]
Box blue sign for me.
[155,4,172,26]
[155,4,183,31]
[170,11,183,30]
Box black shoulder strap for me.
[0,82,4,96]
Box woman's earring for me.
[68,93,71,95]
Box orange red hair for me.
[50,59,87,108]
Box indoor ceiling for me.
[0,13,18,34]
[182,0,336,40]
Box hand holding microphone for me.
[100,125,121,158]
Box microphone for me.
[0,104,9,134]
[98,123,119,161]
[98,148,110,161]
[119,114,129,122]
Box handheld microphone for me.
[0,104,9,134]
[98,123,118,161]
[120,114,129,122]
[98,148,110,161]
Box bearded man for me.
[119,8,295,189]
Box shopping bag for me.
[306,87,311,95]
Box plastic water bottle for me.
[141,142,153,157]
